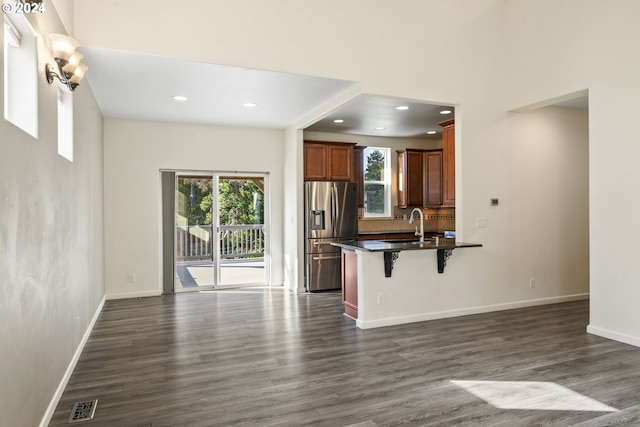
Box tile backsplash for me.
[358,207,455,233]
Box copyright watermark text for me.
[3,2,45,14]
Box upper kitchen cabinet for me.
[424,150,443,206]
[397,149,443,208]
[397,149,425,208]
[353,146,366,207]
[439,119,455,207]
[304,141,356,181]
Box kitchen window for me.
[363,147,391,218]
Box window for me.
[57,88,73,161]
[363,147,391,217]
[3,13,38,137]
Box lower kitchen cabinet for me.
[342,248,358,319]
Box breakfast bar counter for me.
[333,239,482,276]
[332,239,483,329]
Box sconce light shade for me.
[49,33,79,63]
[46,33,87,92]
[69,63,88,85]
[62,52,83,74]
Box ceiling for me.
[81,48,355,129]
[80,49,586,139]
[304,96,454,139]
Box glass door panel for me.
[174,175,215,291]
[217,175,266,286]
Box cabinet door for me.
[406,150,424,207]
[397,149,424,208]
[442,123,455,206]
[304,143,328,180]
[354,146,365,207]
[397,151,408,208]
[328,144,354,181]
[342,249,358,319]
[424,150,443,206]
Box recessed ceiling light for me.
[440,109,452,114]
[333,119,344,123]
[427,130,437,135]
[243,102,257,108]
[173,95,188,101]
[396,105,409,111]
[375,126,385,130]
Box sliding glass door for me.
[169,171,269,292]
[175,174,215,290]
[217,175,266,286]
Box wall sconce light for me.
[45,33,88,92]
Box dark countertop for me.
[358,230,444,235]
[332,239,482,252]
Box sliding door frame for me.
[161,169,271,293]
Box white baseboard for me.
[358,293,590,329]
[39,296,106,427]
[587,324,640,348]
[105,289,162,300]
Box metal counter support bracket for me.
[437,249,454,273]
[383,251,400,277]
[384,248,456,276]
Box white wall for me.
[103,119,284,297]
[0,6,104,427]
[78,1,593,318]
[282,127,302,292]
[506,107,589,298]
[504,0,640,346]
[353,106,589,328]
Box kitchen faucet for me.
[408,208,424,243]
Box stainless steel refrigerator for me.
[304,181,358,291]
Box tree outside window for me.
[363,147,391,217]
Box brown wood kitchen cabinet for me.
[353,146,365,207]
[304,141,356,181]
[342,248,358,319]
[397,149,443,207]
[397,149,425,208]
[424,150,443,206]
[439,119,455,207]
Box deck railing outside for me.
[176,224,264,261]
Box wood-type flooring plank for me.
[48,290,640,426]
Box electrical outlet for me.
[377,293,384,304]
[529,278,536,288]
[476,217,488,228]
[128,273,136,283]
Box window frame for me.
[3,12,38,138]
[362,146,392,218]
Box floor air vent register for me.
[68,400,98,423]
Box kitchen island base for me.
[335,240,483,329]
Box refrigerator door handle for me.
[312,255,341,261]
[332,184,338,234]
[329,183,336,236]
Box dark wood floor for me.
[49,289,640,427]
